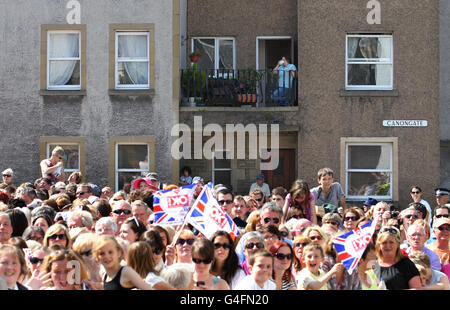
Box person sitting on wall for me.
[40,146,66,184]
[249,174,271,201]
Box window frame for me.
[115,31,150,90]
[340,137,398,202]
[41,25,86,93]
[109,136,155,192]
[191,37,236,71]
[345,34,393,91]
[212,149,232,186]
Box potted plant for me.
[189,51,201,63]
[235,67,261,104]
[181,63,207,100]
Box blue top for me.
[180,175,192,184]
[278,64,297,88]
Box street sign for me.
[382,120,428,127]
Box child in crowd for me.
[310,168,347,211]
[0,244,28,290]
[179,166,193,186]
[409,251,450,290]
[93,235,152,290]
[297,243,344,290]
[234,249,276,290]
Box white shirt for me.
[249,182,271,198]
[230,269,246,290]
[145,272,165,288]
[234,275,276,290]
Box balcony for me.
[179,68,298,108]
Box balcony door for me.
[256,37,294,71]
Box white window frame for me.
[345,34,393,90]
[47,30,81,90]
[115,143,150,191]
[46,142,81,173]
[191,37,236,72]
[345,142,393,201]
[212,149,232,185]
[115,31,150,90]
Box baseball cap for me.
[256,173,265,180]
[433,217,450,229]
[146,172,159,181]
[364,197,378,207]
[192,176,204,184]
[435,188,450,196]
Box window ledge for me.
[340,89,399,97]
[40,89,86,96]
[108,89,155,97]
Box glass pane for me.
[117,62,149,85]
[49,144,79,170]
[214,170,231,187]
[348,145,391,170]
[218,39,234,70]
[214,151,231,169]
[347,37,391,61]
[118,172,144,192]
[347,64,391,86]
[193,38,215,70]
[117,145,148,169]
[347,172,391,196]
[49,33,80,58]
[117,35,148,58]
[49,60,80,86]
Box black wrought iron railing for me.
[180,67,298,107]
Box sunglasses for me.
[275,253,293,260]
[245,242,264,250]
[291,214,304,220]
[309,236,323,241]
[218,200,233,205]
[2,174,11,177]
[405,214,419,219]
[255,198,263,202]
[436,214,449,219]
[76,192,85,196]
[411,191,421,194]
[380,227,400,235]
[192,257,213,264]
[294,242,309,248]
[324,221,338,226]
[113,209,132,215]
[437,226,450,231]
[344,216,358,222]
[280,231,289,238]
[177,238,195,246]
[29,256,44,264]
[48,233,66,240]
[50,250,70,258]
[214,243,232,250]
[263,217,280,224]
[80,249,92,257]
[152,247,164,255]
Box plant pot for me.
[189,97,196,107]
[237,94,257,103]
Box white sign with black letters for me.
[382,120,428,127]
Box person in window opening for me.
[271,56,296,106]
[40,146,66,184]
[348,37,378,86]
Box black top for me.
[8,282,28,290]
[233,217,247,229]
[103,266,133,291]
[374,257,420,290]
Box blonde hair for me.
[245,210,260,233]
[375,229,404,261]
[0,244,28,276]
[72,232,97,254]
[51,146,65,157]
[93,235,124,262]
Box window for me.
[109,24,155,92]
[40,137,86,178]
[212,150,232,186]
[341,138,398,201]
[115,32,149,89]
[41,25,86,92]
[47,143,80,173]
[346,34,393,90]
[192,37,235,71]
[109,137,155,192]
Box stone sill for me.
[180,106,298,112]
[339,89,399,97]
[108,89,155,97]
[40,89,86,96]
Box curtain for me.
[118,35,148,85]
[194,39,215,70]
[48,33,79,86]
[347,37,359,59]
[375,37,391,86]
[219,39,233,70]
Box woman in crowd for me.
[141,230,166,274]
[292,235,311,281]
[31,212,54,234]
[409,186,432,226]
[303,226,328,252]
[72,232,102,289]
[191,238,229,290]
[342,208,361,232]
[165,229,195,266]
[269,241,297,290]
[262,225,282,250]
[210,230,245,289]
[119,216,146,245]
[373,225,422,289]
[0,244,28,289]
[282,180,317,225]
[43,224,72,249]
[238,231,265,275]
[358,242,378,290]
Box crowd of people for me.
[0,148,449,290]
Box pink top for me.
[286,192,315,221]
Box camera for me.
[390,211,399,218]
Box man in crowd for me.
[249,173,270,200]
[406,223,441,271]
[435,187,449,206]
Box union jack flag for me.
[153,184,196,226]
[332,216,380,275]
[186,186,240,240]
